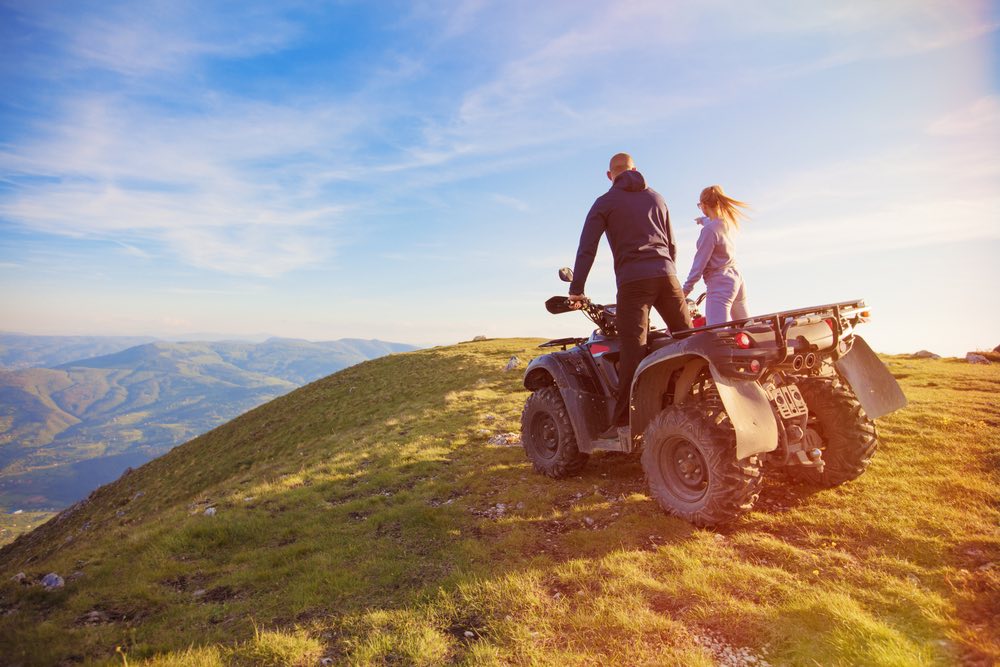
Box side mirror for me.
[558,267,573,283]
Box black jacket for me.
[569,170,678,295]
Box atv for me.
[520,268,907,527]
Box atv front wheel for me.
[788,379,878,487]
[641,406,761,527]
[520,387,588,478]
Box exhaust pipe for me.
[804,352,817,369]
[792,355,804,371]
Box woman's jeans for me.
[704,268,749,325]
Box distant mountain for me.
[0,333,158,370]
[0,337,417,510]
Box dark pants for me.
[611,275,692,427]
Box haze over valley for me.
[0,334,415,511]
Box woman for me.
[682,185,750,325]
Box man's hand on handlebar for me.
[567,293,587,310]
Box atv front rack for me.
[539,337,587,350]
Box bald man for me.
[568,152,691,441]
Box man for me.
[568,152,692,440]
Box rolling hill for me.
[0,338,416,511]
[0,333,158,371]
[0,339,996,665]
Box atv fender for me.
[834,335,907,419]
[632,348,778,461]
[523,353,612,454]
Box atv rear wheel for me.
[788,378,878,487]
[520,387,588,478]
[641,406,762,527]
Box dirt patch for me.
[647,591,694,617]
[160,572,212,593]
[373,521,403,539]
[445,611,487,642]
[541,519,572,535]
[752,479,819,516]
[74,608,129,626]
[200,585,242,603]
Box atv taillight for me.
[749,359,761,373]
[824,318,835,332]
[734,332,752,349]
[589,344,610,355]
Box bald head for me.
[608,152,635,181]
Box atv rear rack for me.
[669,299,870,380]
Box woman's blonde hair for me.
[700,185,749,228]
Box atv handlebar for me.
[545,295,618,337]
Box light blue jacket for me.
[682,216,739,294]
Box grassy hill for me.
[0,339,996,666]
[0,338,416,511]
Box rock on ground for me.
[487,432,521,447]
[966,353,991,365]
[693,633,772,667]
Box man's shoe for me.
[597,425,629,441]
[596,425,617,440]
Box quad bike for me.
[520,268,907,527]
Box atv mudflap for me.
[710,371,780,461]
[834,335,907,419]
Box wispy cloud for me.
[490,194,531,213]
[1,0,995,281]
[387,1,998,176]
[927,95,1000,136]
[14,1,299,77]
[0,92,364,275]
[161,286,262,296]
[114,241,150,259]
[737,112,1000,268]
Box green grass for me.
[0,511,55,546]
[0,341,996,665]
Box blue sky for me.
[1,1,997,356]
